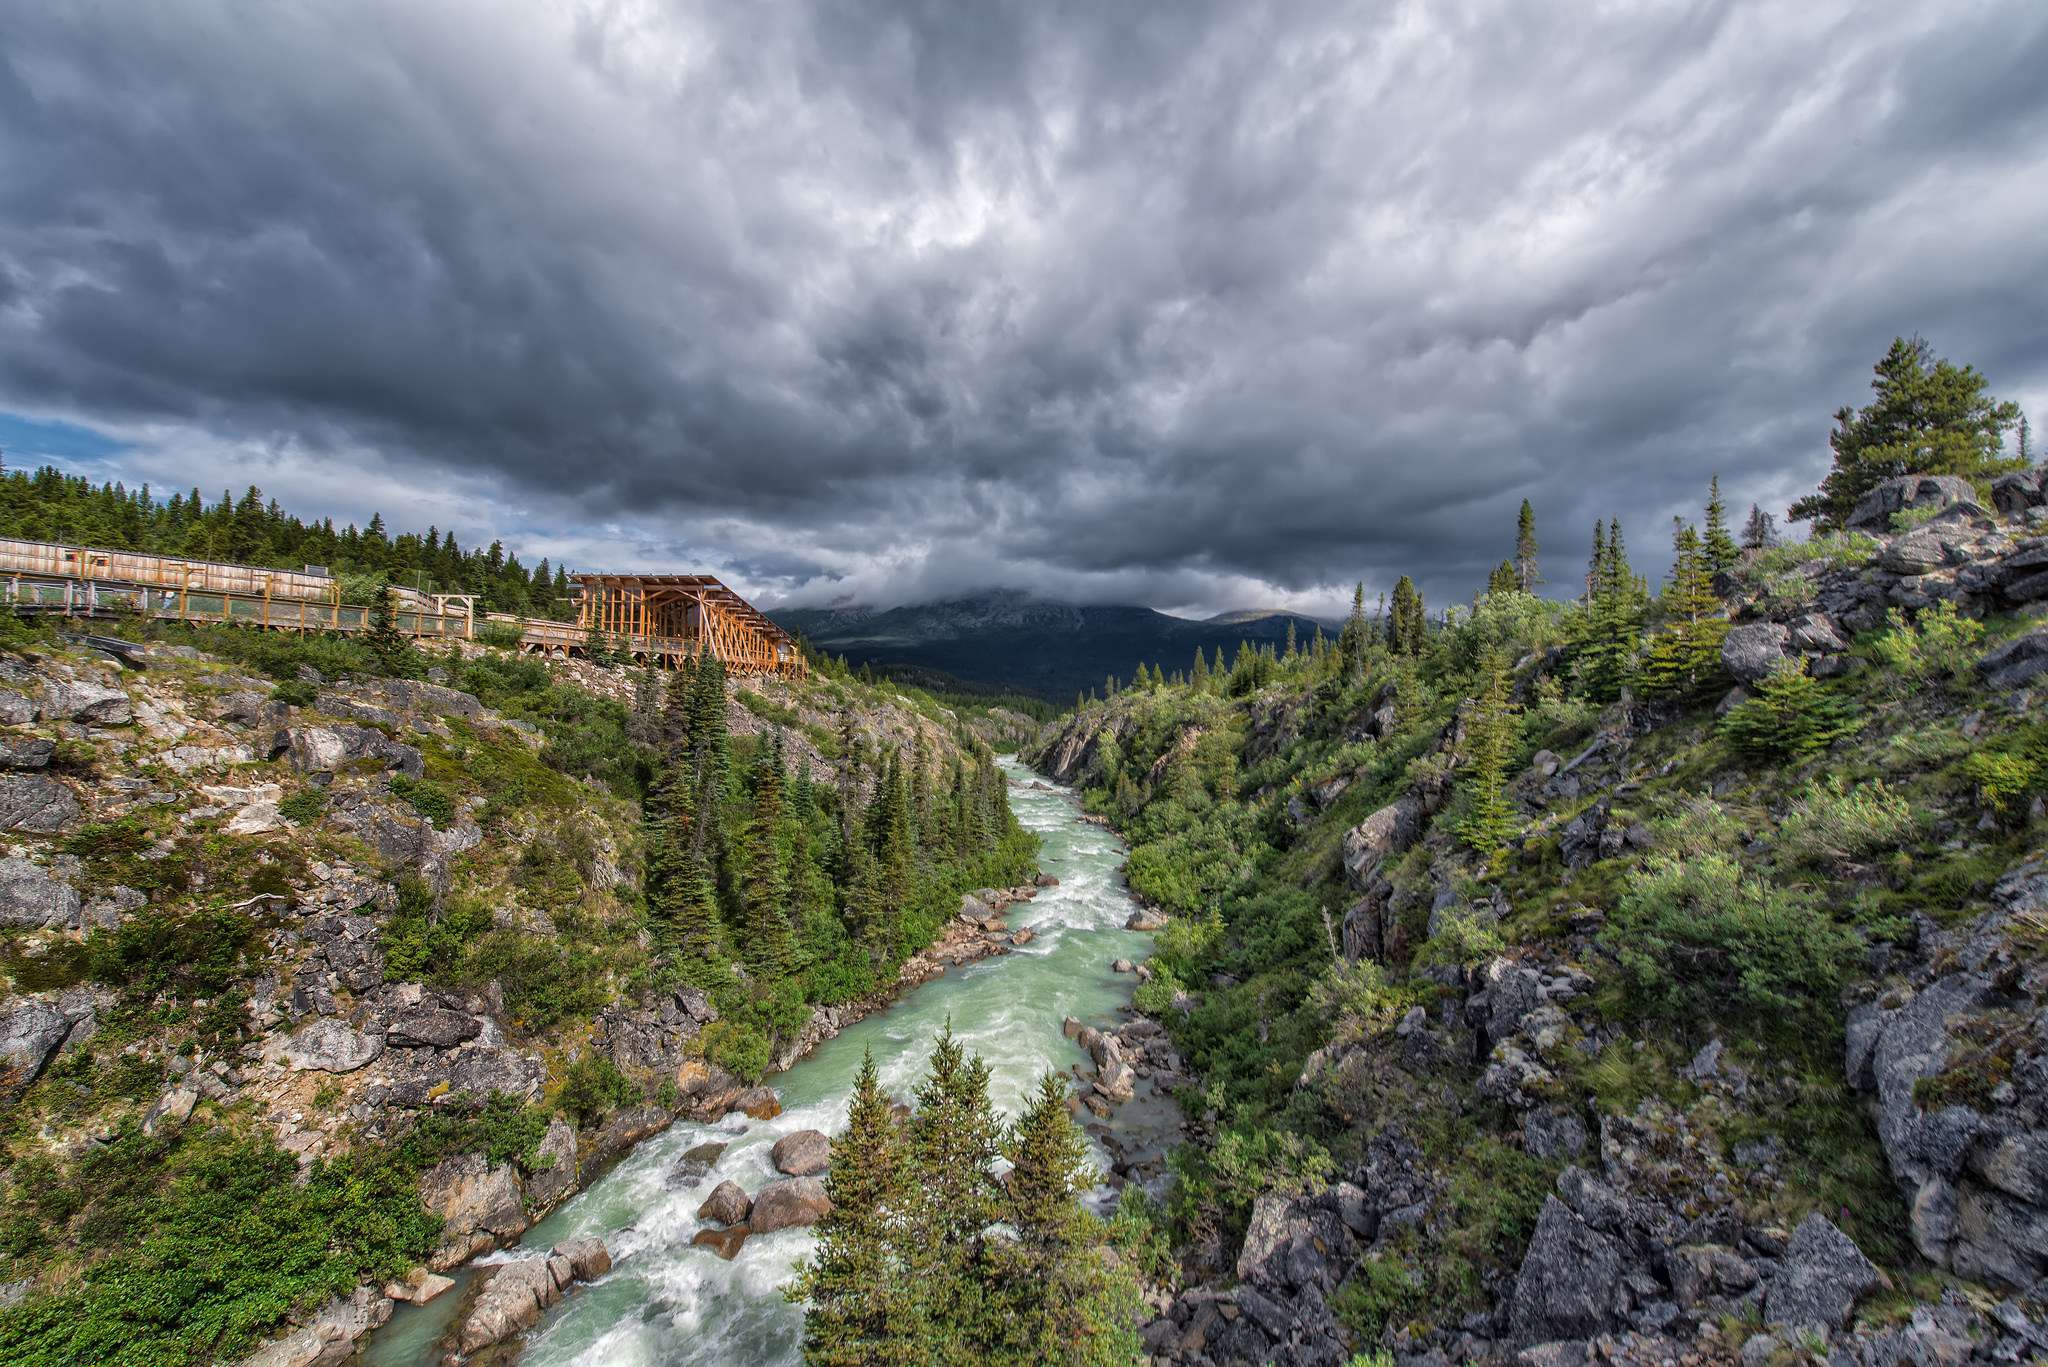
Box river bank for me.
[361,758,1179,1366]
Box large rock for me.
[266,1017,383,1073]
[770,1129,832,1177]
[1763,1212,1881,1330]
[1847,474,1982,533]
[0,690,33,726]
[279,725,425,779]
[749,1176,832,1232]
[696,1179,752,1225]
[419,1153,528,1268]
[1993,469,2048,516]
[0,857,80,929]
[1978,628,2048,690]
[1340,796,1424,886]
[552,1235,611,1282]
[0,737,54,770]
[1509,1195,1623,1346]
[39,679,132,725]
[453,1257,557,1355]
[525,1117,580,1212]
[0,1002,71,1100]
[383,1006,482,1050]
[1124,908,1168,932]
[1720,623,1791,685]
[0,775,80,834]
[237,1286,393,1367]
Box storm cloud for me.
[2,0,2045,614]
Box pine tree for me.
[1454,652,1520,860]
[1514,498,1540,591]
[740,733,794,979]
[906,1023,1003,1341]
[1640,523,1729,698]
[1190,647,1209,692]
[983,1073,1141,1364]
[1791,336,2024,528]
[1742,504,1780,551]
[1718,658,1861,760]
[1579,519,1645,702]
[363,570,417,675]
[688,652,731,801]
[1702,476,1739,577]
[1337,582,1369,675]
[1388,576,1427,655]
[627,669,662,747]
[788,1048,924,1366]
[1486,560,1518,596]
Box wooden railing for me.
[0,538,802,676]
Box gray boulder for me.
[770,1129,832,1177]
[750,1176,832,1232]
[552,1235,611,1282]
[1509,1195,1623,1345]
[279,725,425,779]
[0,690,33,726]
[1721,623,1791,685]
[1846,474,1981,533]
[419,1153,528,1268]
[1763,1212,1880,1330]
[1993,469,2048,516]
[0,775,80,834]
[0,857,80,929]
[1124,908,1167,932]
[453,1258,557,1355]
[525,1117,580,1212]
[696,1179,751,1225]
[0,737,53,770]
[1340,796,1424,887]
[39,679,131,726]
[0,1003,71,1100]
[1979,628,2048,690]
[266,1017,383,1073]
[383,1006,482,1050]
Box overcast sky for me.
[2,2,2044,617]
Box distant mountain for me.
[771,589,1329,701]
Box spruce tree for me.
[1190,647,1209,692]
[1579,518,1645,702]
[985,1073,1140,1364]
[1702,476,1740,577]
[906,1023,1003,1342]
[1641,523,1729,698]
[1388,576,1427,655]
[788,1048,924,1366]
[688,652,731,801]
[1454,652,1520,859]
[1486,560,1518,596]
[1741,504,1779,551]
[1791,336,2023,528]
[364,570,415,675]
[1514,498,1540,591]
[1337,582,1369,675]
[740,733,794,979]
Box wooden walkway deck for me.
[0,538,804,677]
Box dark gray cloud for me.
[2,0,2045,615]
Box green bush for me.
[559,1054,638,1126]
[268,679,316,707]
[1869,602,1984,691]
[1778,776,1921,866]
[474,622,525,651]
[1719,659,1859,761]
[388,773,455,825]
[698,1019,772,1083]
[1601,852,1859,1026]
[0,1124,438,1367]
[277,789,326,825]
[1413,901,1507,970]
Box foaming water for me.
[363,759,1157,1366]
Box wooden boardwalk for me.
[0,537,804,677]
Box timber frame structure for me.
[571,573,803,676]
[0,537,806,678]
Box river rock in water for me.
[771,1129,831,1176]
[751,1177,832,1232]
[696,1180,751,1226]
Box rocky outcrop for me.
[1845,474,1982,533]
[419,1153,530,1269]
[0,774,81,833]
[236,1285,393,1367]
[39,677,133,725]
[264,1016,383,1073]
[0,856,81,929]
[450,1237,611,1356]
[276,724,425,779]
[0,1001,73,1101]
[1844,861,2048,1291]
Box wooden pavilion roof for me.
[570,572,794,646]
